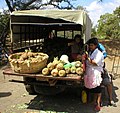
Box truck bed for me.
[3,67,82,82]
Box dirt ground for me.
[0,56,120,113]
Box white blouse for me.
[84,48,104,89]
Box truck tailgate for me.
[3,67,82,82]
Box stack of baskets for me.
[8,52,49,74]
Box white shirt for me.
[84,48,104,89]
[87,48,104,72]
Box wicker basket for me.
[8,52,49,74]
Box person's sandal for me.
[95,105,101,111]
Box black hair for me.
[88,37,98,45]
[74,34,81,40]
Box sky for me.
[0,0,120,26]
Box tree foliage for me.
[0,10,10,37]
[5,0,77,12]
[5,0,103,12]
[96,6,120,39]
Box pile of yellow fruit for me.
[42,57,83,77]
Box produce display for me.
[42,56,83,77]
[9,50,83,76]
[8,49,49,73]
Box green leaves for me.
[96,6,120,39]
[5,0,81,11]
[0,10,10,38]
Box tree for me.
[97,6,120,39]
[91,25,97,37]
[76,5,88,12]
[5,0,104,12]
[0,10,10,35]
[5,0,76,12]
[5,0,42,12]
[0,10,10,47]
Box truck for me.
[3,9,92,95]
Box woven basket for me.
[8,52,49,74]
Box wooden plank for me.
[36,74,81,81]
[3,67,82,81]
[3,67,36,78]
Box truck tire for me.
[34,85,65,95]
[24,84,37,95]
[23,77,37,95]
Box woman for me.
[68,34,84,61]
[84,38,104,111]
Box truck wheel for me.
[24,84,37,95]
[34,85,65,95]
[23,77,37,95]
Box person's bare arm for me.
[88,57,97,66]
[68,42,74,46]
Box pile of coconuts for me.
[42,57,83,77]
[9,49,48,68]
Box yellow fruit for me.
[53,57,60,66]
[76,67,83,75]
[75,61,82,67]
[27,52,33,57]
[65,68,71,74]
[56,63,64,70]
[58,70,66,77]
[51,69,58,77]
[70,66,76,73]
[21,52,28,60]
[47,62,55,71]
[42,68,49,75]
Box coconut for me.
[27,52,33,57]
[58,70,66,77]
[75,61,82,68]
[19,57,24,61]
[56,63,64,70]
[31,57,37,62]
[20,52,28,60]
[51,69,58,77]
[42,68,49,75]
[65,68,71,74]
[36,55,43,61]
[76,67,83,75]
[33,53,38,57]
[47,62,55,71]
[53,57,60,66]
[70,66,76,74]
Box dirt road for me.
[0,57,120,113]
